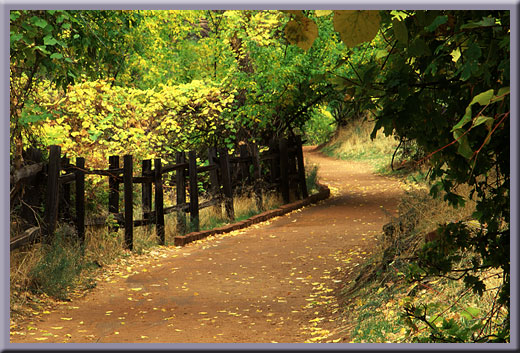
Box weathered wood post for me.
[75,157,85,244]
[20,148,43,227]
[208,147,222,216]
[108,155,120,232]
[269,139,280,188]
[295,136,309,199]
[279,138,290,204]
[142,159,152,226]
[176,152,187,234]
[45,145,61,242]
[60,157,71,220]
[188,151,200,232]
[218,147,235,221]
[154,158,165,245]
[239,144,251,189]
[250,142,263,211]
[123,155,133,250]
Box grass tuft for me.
[321,118,399,172]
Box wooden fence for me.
[10,136,309,251]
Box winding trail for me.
[11,147,403,344]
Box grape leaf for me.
[333,10,381,48]
[284,16,318,51]
[392,18,408,44]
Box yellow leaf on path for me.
[60,318,72,321]
[50,327,63,330]
[131,287,142,291]
[35,337,48,341]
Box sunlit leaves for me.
[315,10,332,17]
[333,10,381,48]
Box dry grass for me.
[338,181,507,343]
[322,118,399,171]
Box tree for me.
[10,10,141,168]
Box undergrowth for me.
[335,179,507,343]
[320,120,508,343]
[321,117,399,173]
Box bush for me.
[303,106,336,145]
[29,226,85,300]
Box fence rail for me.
[10,136,309,251]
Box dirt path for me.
[10,147,403,344]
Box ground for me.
[10,147,403,344]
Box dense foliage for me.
[274,9,510,342]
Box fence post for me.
[250,142,264,211]
[123,155,133,250]
[108,156,120,232]
[75,157,85,244]
[208,147,222,215]
[269,139,280,188]
[295,136,309,199]
[176,152,187,234]
[239,144,250,188]
[45,145,61,242]
[142,159,152,225]
[218,147,235,220]
[279,138,290,204]
[154,158,165,245]
[188,151,200,232]
[60,157,71,220]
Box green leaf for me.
[56,14,67,24]
[31,16,49,28]
[10,32,23,44]
[458,139,473,159]
[492,86,510,102]
[34,45,50,54]
[453,89,495,132]
[50,53,63,59]
[470,89,494,107]
[10,11,21,21]
[44,35,58,46]
[465,43,482,61]
[408,38,430,57]
[333,10,381,48]
[392,18,408,44]
[472,116,494,129]
[460,16,496,29]
[465,306,480,317]
[425,15,448,32]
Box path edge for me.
[173,183,331,246]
